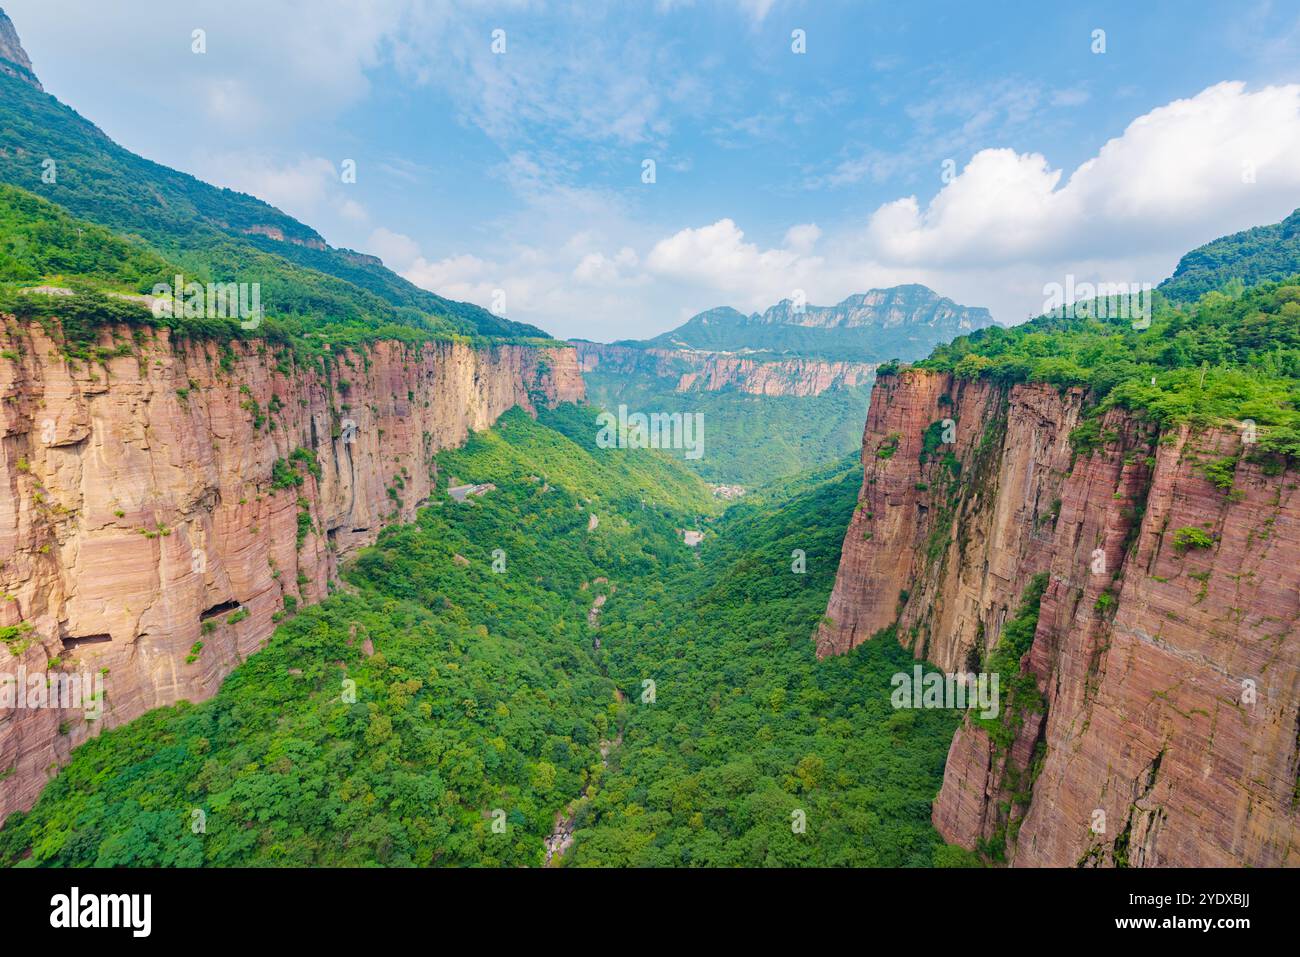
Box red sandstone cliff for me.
[574,341,876,398]
[0,316,583,822]
[818,368,1300,866]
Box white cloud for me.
[6,0,404,136]
[783,223,822,253]
[366,227,423,271]
[391,81,1300,339]
[573,248,642,284]
[862,82,1300,273]
[190,153,366,234]
[561,81,1300,335]
[402,253,494,301]
[10,1,1300,341]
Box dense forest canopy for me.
[1159,207,1300,303]
[912,279,1300,457]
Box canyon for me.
[817,368,1300,866]
[0,315,582,823]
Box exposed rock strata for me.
[818,368,1300,866]
[573,342,876,398]
[0,316,582,822]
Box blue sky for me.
[7,0,1300,339]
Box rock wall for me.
[818,368,1300,867]
[574,342,876,398]
[0,8,40,91]
[0,315,583,822]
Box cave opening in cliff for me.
[199,600,242,621]
[61,633,112,651]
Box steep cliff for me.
[818,368,1300,867]
[0,315,583,822]
[0,8,39,91]
[574,341,876,398]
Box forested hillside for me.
[570,454,966,865]
[0,182,548,361]
[0,67,546,340]
[1160,207,1300,303]
[579,366,872,485]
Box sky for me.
[7,0,1300,341]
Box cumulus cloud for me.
[390,80,1300,338]
[864,82,1300,270]
[642,218,923,314]
[190,153,365,230]
[7,0,404,136]
[14,0,1300,340]
[575,81,1300,333]
[783,223,822,253]
[573,248,642,284]
[647,219,815,298]
[402,253,496,304]
[366,227,423,271]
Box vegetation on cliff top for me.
[0,184,562,365]
[917,280,1300,456]
[1159,206,1300,303]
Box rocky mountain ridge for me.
[0,8,38,90]
[632,284,995,361]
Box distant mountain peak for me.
[621,284,994,362]
[0,8,40,91]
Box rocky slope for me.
[817,368,1300,866]
[0,9,38,91]
[0,316,582,822]
[574,341,876,398]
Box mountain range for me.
[614,284,996,362]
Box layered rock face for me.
[818,368,1300,867]
[0,316,582,822]
[0,8,40,91]
[758,286,991,332]
[574,342,876,398]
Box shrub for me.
[1172,526,1215,553]
[1202,455,1238,491]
